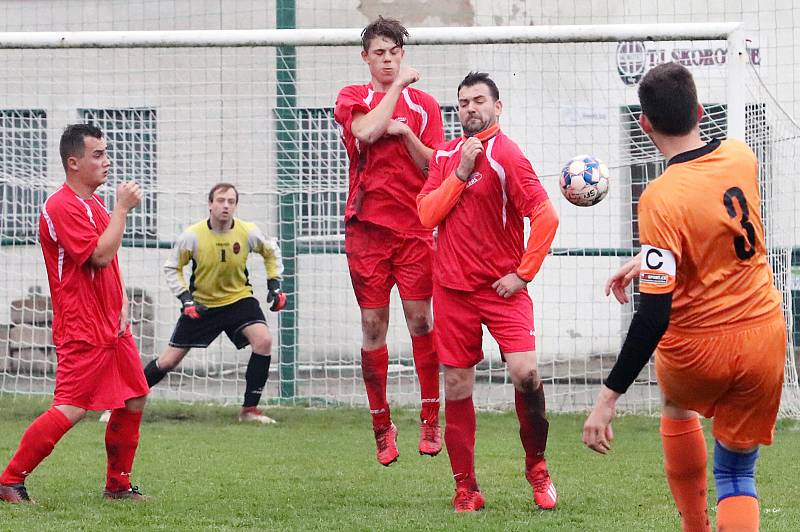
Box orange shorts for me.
[345,219,433,308]
[655,311,785,447]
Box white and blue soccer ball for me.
[559,155,610,207]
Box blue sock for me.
[713,441,758,503]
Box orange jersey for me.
[637,138,782,331]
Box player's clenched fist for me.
[394,66,420,89]
[116,181,142,211]
[385,119,410,137]
[455,137,483,181]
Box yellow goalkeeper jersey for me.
[164,218,283,308]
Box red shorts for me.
[345,219,433,308]
[53,333,149,411]
[433,283,536,368]
[656,312,785,447]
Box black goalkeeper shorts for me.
[168,296,267,349]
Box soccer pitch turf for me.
[1,396,798,531]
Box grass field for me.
[1,395,798,531]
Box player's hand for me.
[582,386,619,454]
[182,301,207,319]
[267,279,287,312]
[116,181,143,212]
[605,252,642,304]
[393,66,420,89]
[178,291,207,319]
[492,273,527,298]
[456,137,483,181]
[385,119,410,138]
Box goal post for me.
[0,23,796,416]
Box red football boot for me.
[452,485,485,513]
[103,485,147,502]
[418,420,442,456]
[527,460,557,510]
[374,423,399,466]
[0,483,32,504]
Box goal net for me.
[0,24,797,416]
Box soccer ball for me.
[559,155,610,207]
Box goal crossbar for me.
[0,22,743,49]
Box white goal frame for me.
[4,22,794,417]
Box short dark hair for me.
[638,62,699,135]
[361,16,408,51]
[59,123,103,170]
[208,182,239,204]
[457,71,500,101]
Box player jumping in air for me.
[334,16,445,465]
[583,62,786,532]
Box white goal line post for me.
[0,22,748,139]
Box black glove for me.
[267,279,286,312]
[178,291,207,319]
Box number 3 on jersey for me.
[723,186,756,260]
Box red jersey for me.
[420,127,549,291]
[334,83,444,235]
[40,185,126,347]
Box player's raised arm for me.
[90,181,142,268]
[351,66,419,144]
[416,146,467,229]
[385,118,432,172]
[386,92,444,173]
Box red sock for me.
[444,396,477,490]
[105,408,143,492]
[0,407,73,485]
[661,416,710,532]
[361,346,391,430]
[515,384,549,471]
[411,332,440,425]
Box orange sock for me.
[660,416,710,532]
[717,495,759,532]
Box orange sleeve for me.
[416,172,466,229]
[516,199,559,282]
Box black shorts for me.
[168,297,267,349]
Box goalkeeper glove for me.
[267,279,286,312]
[178,291,207,319]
